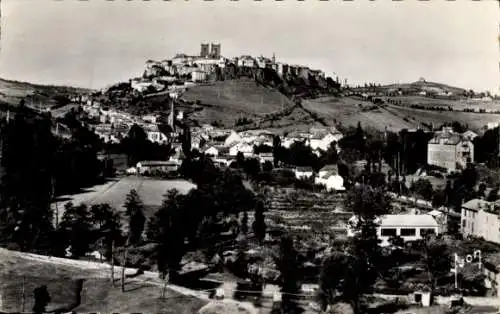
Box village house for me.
[294,166,314,180]
[237,55,256,68]
[317,164,339,179]
[315,173,345,192]
[348,214,439,247]
[191,70,208,82]
[203,146,220,157]
[135,160,179,175]
[461,130,478,141]
[427,127,474,171]
[258,153,274,165]
[229,142,254,157]
[461,198,500,243]
[224,130,242,147]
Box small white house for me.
[204,146,219,157]
[229,143,254,157]
[147,131,169,144]
[318,164,338,179]
[462,130,478,141]
[294,166,314,180]
[315,174,345,192]
[347,214,439,247]
[224,131,242,147]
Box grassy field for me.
[388,105,500,131]
[302,97,417,132]
[54,176,196,223]
[0,249,206,313]
[388,96,500,111]
[182,79,294,126]
[0,78,89,107]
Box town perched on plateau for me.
[2,42,500,314]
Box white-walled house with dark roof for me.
[347,214,439,247]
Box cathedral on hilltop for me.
[200,43,221,59]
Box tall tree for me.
[240,211,249,235]
[90,203,122,260]
[124,189,145,245]
[58,202,93,258]
[0,107,56,252]
[275,235,300,312]
[147,189,186,279]
[252,198,267,244]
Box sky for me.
[0,0,498,94]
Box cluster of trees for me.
[0,103,113,252]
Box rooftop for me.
[462,198,493,212]
[380,214,438,227]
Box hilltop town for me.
[2,42,500,314]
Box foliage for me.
[58,202,93,258]
[240,211,249,234]
[124,189,146,245]
[253,198,267,244]
[90,203,123,260]
[0,107,56,252]
[410,178,434,201]
[147,189,186,277]
[274,235,300,311]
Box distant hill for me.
[379,80,467,95]
[0,78,91,108]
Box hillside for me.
[182,79,295,125]
[379,80,467,95]
[179,78,500,133]
[0,78,91,108]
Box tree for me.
[121,124,149,166]
[252,198,266,244]
[147,189,186,279]
[90,203,122,260]
[487,186,499,202]
[124,189,145,245]
[58,202,93,258]
[243,158,261,179]
[262,160,273,172]
[318,251,352,310]
[411,178,434,201]
[180,126,192,160]
[240,211,249,234]
[423,237,451,291]
[275,235,300,312]
[342,185,386,313]
[0,108,56,252]
[272,135,282,167]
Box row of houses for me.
[81,101,178,145]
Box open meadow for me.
[182,79,294,126]
[302,97,417,131]
[54,176,196,223]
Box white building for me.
[204,146,220,157]
[294,166,314,180]
[461,199,500,244]
[224,131,242,147]
[191,71,208,82]
[348,214,439,247]
[427,127,474,171]
[315,174,345,192]
[147,131,169,144]
[237,56,256,68]
[318,164,338,179]
[229,143,254,157]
